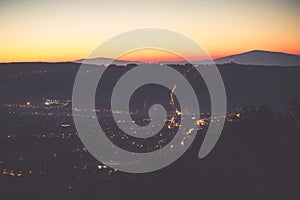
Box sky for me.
[0,0,299,62]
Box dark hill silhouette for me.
[214,50,300,66]
[75,57,143,66]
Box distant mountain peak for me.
[215,50,300,66]
[75,57,143,66]
[250,49,263,52]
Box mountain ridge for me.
[214,50,300,66]
[74,50,300,67]
[75,57,143,66]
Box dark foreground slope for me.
[0,62,299,200]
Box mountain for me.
[214,50,300,66]
[74,50,300,67]
[75,57,143,66]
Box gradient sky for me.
[0,0,299,62]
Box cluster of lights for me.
[2,169,26,177]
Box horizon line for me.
[1,49,300,64]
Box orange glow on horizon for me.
[118,49,185,62]
[118,49,215,63]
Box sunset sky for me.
[1,0,299,62]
